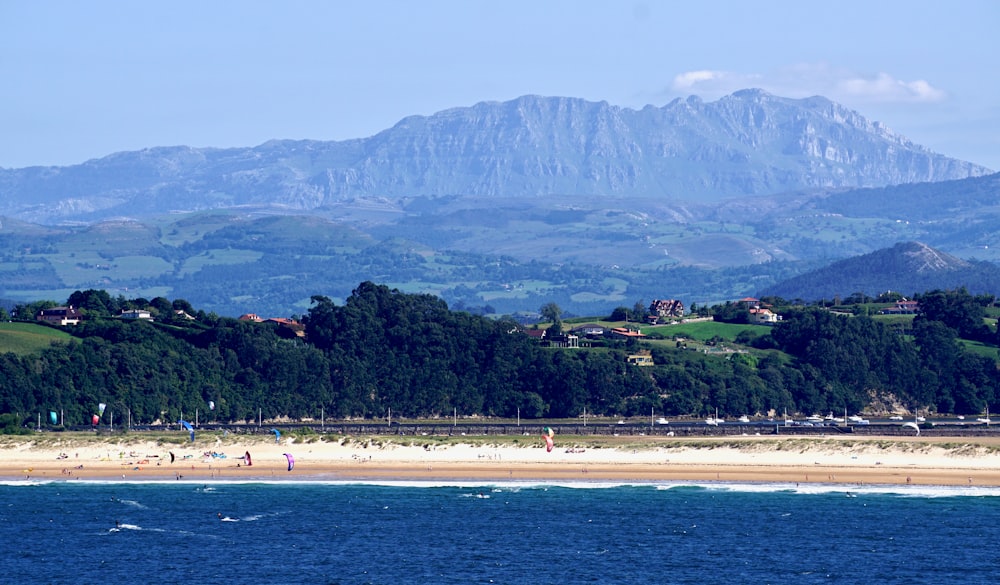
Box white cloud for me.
[671,70,723,89]
[837,73,946,103]
[668,63,946,104]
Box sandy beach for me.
[3,432,1000,486]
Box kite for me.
[542,427,554,452]
[243,451,252,466]
[169,451,175,464]
[271,428,281,443]
[179,420,195,442]
[283,453,295,471]
[91,414,99,426]
[49,411,57,425]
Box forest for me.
[0,282,997,427]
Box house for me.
[36,306,82,326]
[523,329,547,341]
[736,297,761,309]
[880,300,920,315]
[649,299,685,320]
[570,323,607,338]
[547,333,579,348]
[749,307,779,324]
[627,351,654,366]
[238,313,264,322]
[608,327,646,340]
[266,317,306,338]
[121,309,153,320]
[174,310,196,320]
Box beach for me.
[3,432,1000,486]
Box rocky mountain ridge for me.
[0,90,991,225]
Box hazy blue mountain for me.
[0,90,990,225]
[760,241,1000,301]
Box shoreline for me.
[3,433,1000,487]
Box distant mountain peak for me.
[896,241,971,273]
[761,241,993,301]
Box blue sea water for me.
[3,480,999,584]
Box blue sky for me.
[3,0,998,170]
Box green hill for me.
[0,322,73,355]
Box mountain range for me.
[0,90,990,225]
[0,90,998,316]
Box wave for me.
[5,477,999,498]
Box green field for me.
[638,320,769,341]
[0,322,73,355]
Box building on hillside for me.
[36,306,82,326]
[648,299,685,322]
[749,307,780,324]
[121,309,153,320]
[627,351,654,366]
[547,333,579,348]
[266,317,306,338]
[570,324,608,338]
[880,300,920,315]
[608,327,646,340]
[238,313,264,322]
[523,329,547,342]
[736,297,761,309]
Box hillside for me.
[0,322,73,355]
[761,241,1000,301]
[2,285,997,426]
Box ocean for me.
[3,480,998,584]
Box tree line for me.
[0,282,997,428]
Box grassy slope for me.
[0,322,73,355]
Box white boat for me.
[889,415,903,421]
[655,417,669,425]
[806,414,823,423]
[738,415,750,423]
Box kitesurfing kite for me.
[283,453,295,471]
[91,414,99,426]
[271,428,281,443]
[178,420,195,442]
[243,451,252,466]
[542,427,554,452]
[169,451,175,464]
[902,421,920,435]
